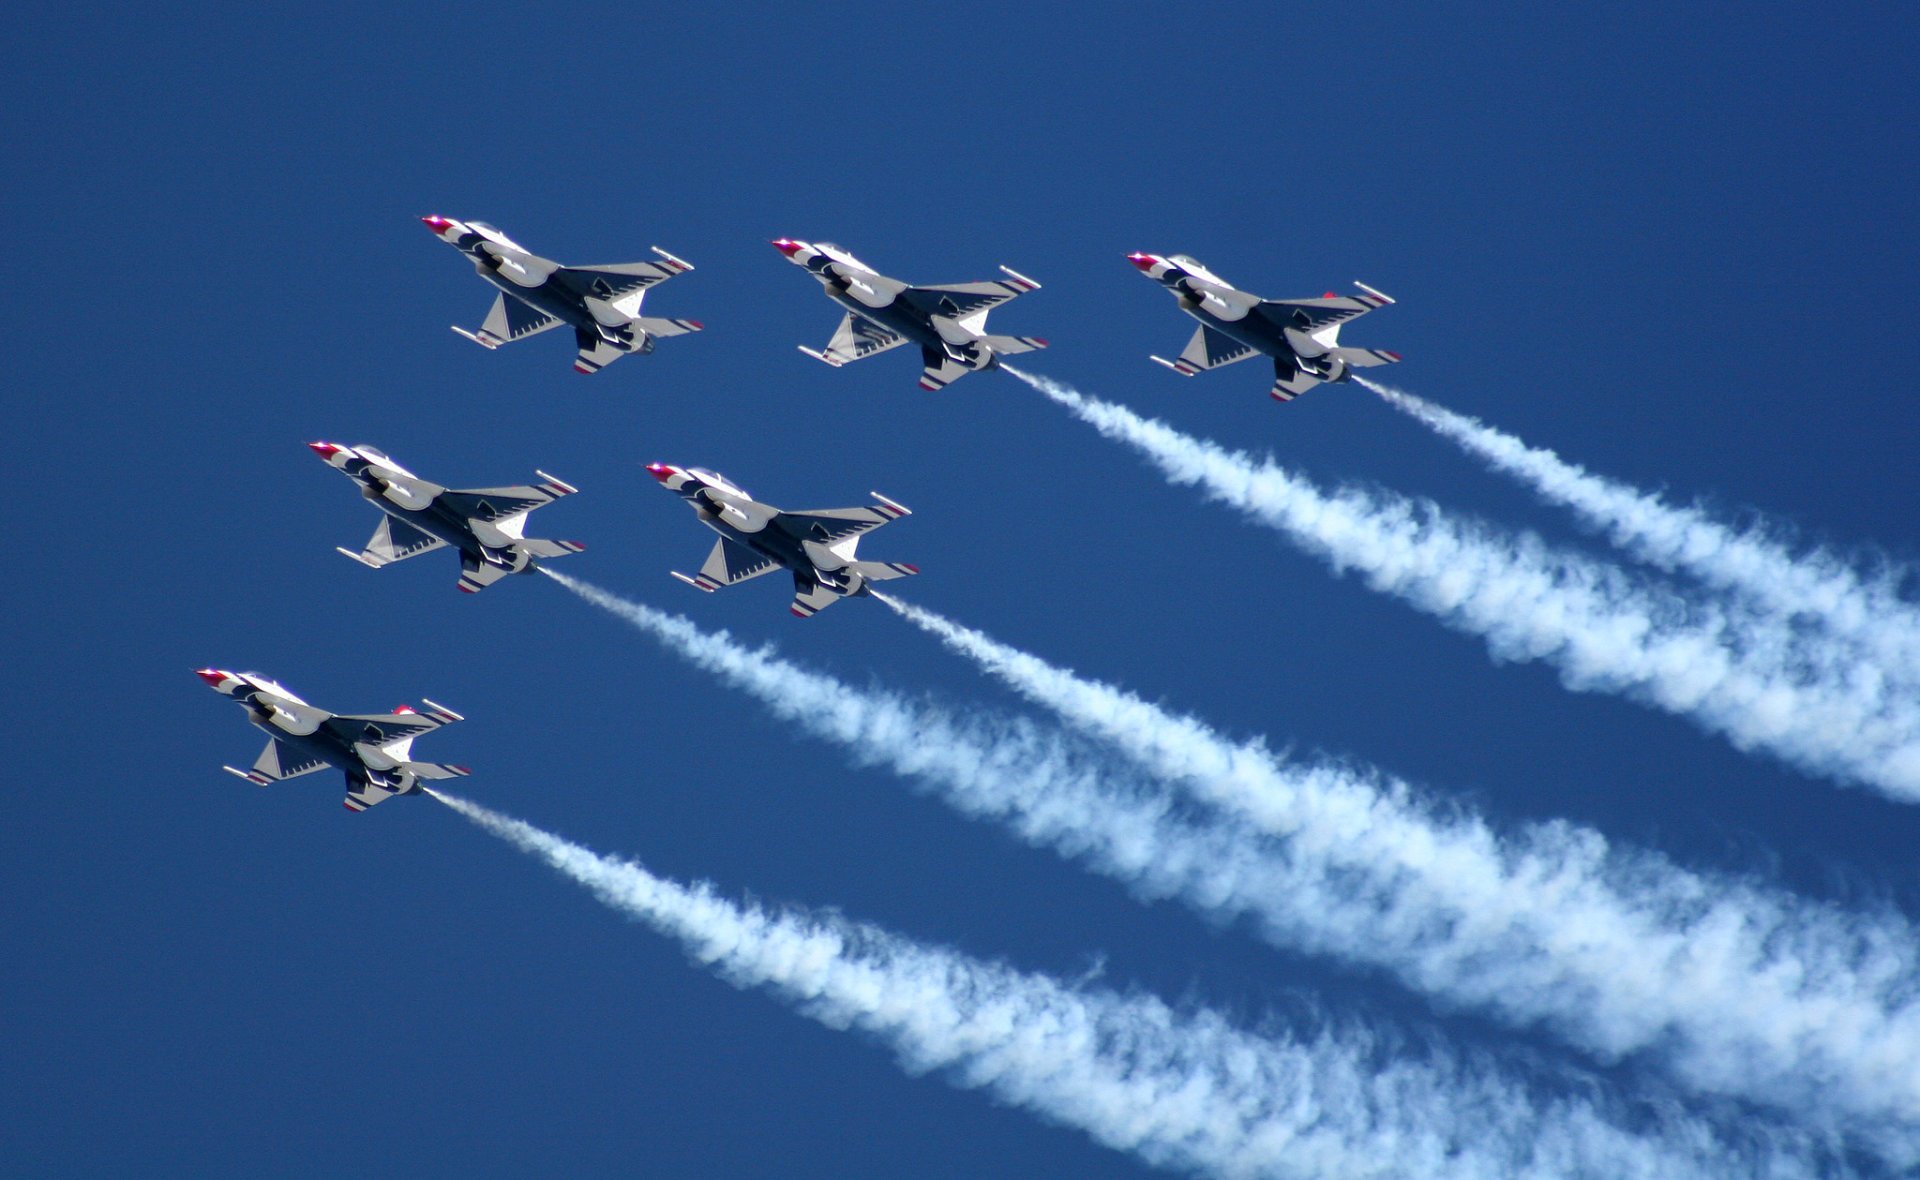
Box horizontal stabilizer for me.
[979,333,1048,357]
[1328,346,1402,368]
[849,559,919,582]
[516,538,587,559]
[403,761,471,781]
[632,316,704,338]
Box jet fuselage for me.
[442,225,639,351]
[318,445,536,578]
[649,465,866,596]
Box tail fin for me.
[403,761,472,781]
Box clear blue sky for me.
[5,3,1919,1175]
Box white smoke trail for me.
[876,593,1920,1150]
[1000,365,1920,801]
[1357,375,1920,683]
[543,569,1920,1157]
[431,790,1828,1179]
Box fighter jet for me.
[422,216,703,374]
[647,463,918,617]
[196,669,471,812]
[1127,253,1401,402]
[772,239,1047,391]
[310,442,584,593]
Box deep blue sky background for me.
[6,3,1920,1175]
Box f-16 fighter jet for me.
[196,669,471,812]
[647,463,918,617]
[771,239,1047,391]
[310,442,585,593]
[1127,253,1401,402]
[422,216,703,374]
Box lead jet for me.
[772,239,1047,391]
[422,216,703,374]
[1127,253,1401,402]
[310,442,585,593]
[647,463,918,617]
[196,669,471,812]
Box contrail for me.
[543,569,1920,1157]
[1358,375,1920,684]
[430,790,1828,1180]
[877,592,1920,1151]
[1000,365,1920,801]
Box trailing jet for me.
[310,442,584,593]
[1127,253,1401,402]
[772,239,1047,391]
[647,463,918,617]
[196,669,470,812]
[422,216,703,374]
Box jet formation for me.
[773,239,1048,391]
[311,442,585,593]
[1128,252,1400,401]
[197,670,470,811]
[648,463,918,617]
[423,216,702,374]
[207,220,1407,806]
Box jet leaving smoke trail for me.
[999,365,1920,801]
[1357,375,1920,689]
[876,592,1920,1149]
[543,569,1920,1155]
[431,790,1822,1180]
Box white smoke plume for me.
[1000,365,1920,801]
[1358,376,1920,693]
[877,593,1920,1152]
[542,569,1920,1158]
[431,790,1829,1179]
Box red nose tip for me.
[308,441,344,459]
[771,239,804,258]
[1126,253,1157,272]
[195,668,231,688]
[645,463,674,482]
[421,216,452,232]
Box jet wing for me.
[906,269,1040,322]
[457,293,565,348]
[338,516,447,568]
[323,709,453,747]
[1253,288,1391,334]
[438,476,577,524]
[801,312,910,367]
[1152,325,1259,376]
[672,537,780,592]
[553,249,694,301]
[223,738,329,785]
[780,500,910,545]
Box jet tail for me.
[516,538,588,560]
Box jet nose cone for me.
[195,668,233,688]
[308,441,345,460]
[771,238,805,259]
[421,215,453,233]
[645,462,675,483]
[1126,253,1157,272]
